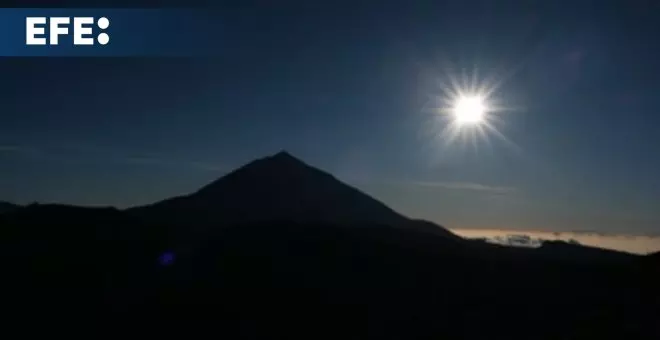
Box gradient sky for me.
[2,1,660,234]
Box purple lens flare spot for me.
[159,251,175,266]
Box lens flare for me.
[421,66,520,155]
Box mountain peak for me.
[261,150,307,167]
[271,150,296,160]
[224,150,318,178]
[129,152,455,239]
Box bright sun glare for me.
[453,95,486,124]
[426,67,519,154]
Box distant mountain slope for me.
[535,239,638,263]
[128,151,457,239]
[0,201,19,214]
[2,156,655,337]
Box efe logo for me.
[26,17,110,45]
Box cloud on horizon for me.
[0,145,39,153]
[409,181,517,195]
[451,228,660,255]
[0,143,226,172]
[0,145,21,151]
[121,156,226,172]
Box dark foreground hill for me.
[0,152,658,338]
[0,201,19,214]
[1,210,658,338]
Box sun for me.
[453,95,486,124]
[423,67,521,155]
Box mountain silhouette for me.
[0,201,19,214]
[1,152,658,337]
[128,151,458,239]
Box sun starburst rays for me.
[426,68,518,154]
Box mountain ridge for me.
[127,150,458,239]
[0,201,19,214]
[2,152,655,337]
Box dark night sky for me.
[2,1,660,233]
